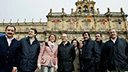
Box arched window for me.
[85,23,90,30]
[116,23,120,31]
[42,28,45,32]
[83,5,88,12]
[26,28,29,32]
[100,24,105,31]
[90,7,94,13]
[54,23,59,31]
[69,23,73,31]
[78,7,81,13]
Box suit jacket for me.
[0,36,20,72]
[38,41,58,66]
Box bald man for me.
[57,34,76,72]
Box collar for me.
[27,36,37,42]
[60,41,70,46]
[5,35,14,41]
[49,41,54,45]
[63,41,68,45]
[84,38,91,43]
[111,37,117,43]
[96,40,102,44]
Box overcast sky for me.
[0,0,128,23]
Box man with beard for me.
[0,25,20,72]
[102,28,128,72]
[17,28,40,72]
[81,32,100,72]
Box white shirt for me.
[6,36,14,46]
[111,37,117,44]
[63,41,68,46]
[29,39,34,45]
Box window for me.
[78,7,81,13]
[26,28,29,32]
[69,24,74,31]
[100,24,105,31]
[54,23,59,31]
[85,23,90,30]
[83,5,88,12]
[116,23,120,31]
[42,28,45,32]
[90,7,94,13]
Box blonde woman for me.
[38,34,58,72]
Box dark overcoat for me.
[0,36,20,72]
[18,37,40,71]
[58,41,76,72]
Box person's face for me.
[109,29,117,39]
[28,30,36,38]
[49,35,55,43]
[5,27,15,38]
[79,41,83,45]
[95,34,102,41]
[72,40,77,47]
[79,40,83,48]
[83,33,90,40]
[62,34,68,43]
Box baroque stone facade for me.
[0,0,128,44]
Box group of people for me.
[0,25,128,72]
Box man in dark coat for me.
[0,25,20,72]
[95,33,107,72]
[17,28,40,72]
[81,32,100,72]
[58,34,76,72]
[102,28,128,72]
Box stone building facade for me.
[0,0,128,44]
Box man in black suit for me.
[81,32,100,72]
[95,33,107,72]
[0,25,20,72]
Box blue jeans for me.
[41,65,54,72]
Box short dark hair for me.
[82,32,90,37]
[48,34,56,42]
[95,33,102,37]
[30,28,37,34]
[5,25,16,31]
